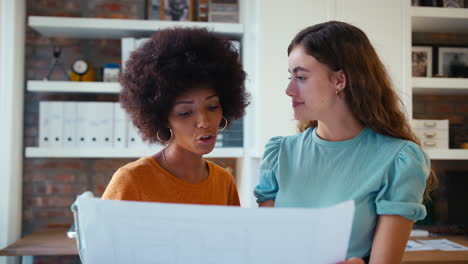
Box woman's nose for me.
[286,81,295,97]
[197,111,210,128]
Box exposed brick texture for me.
[413,94,468,232]
[412,31,468,233]
[413,95,468,148]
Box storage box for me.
[412,119,449,149]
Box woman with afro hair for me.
[102,27,249,206]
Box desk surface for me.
[402,236,468,264]
[0,228,77,256]
[0,229,467,263]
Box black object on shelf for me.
[43,46,70,81]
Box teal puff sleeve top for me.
[254,127,430,258]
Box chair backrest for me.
[70,191,94,263]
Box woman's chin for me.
[194,143,216,156]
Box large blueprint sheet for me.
[74,197,354,264]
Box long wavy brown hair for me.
[288,21,436,200]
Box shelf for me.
[25,147,244,158]
[28,16,243,39]
[412,77,468,94]
[424,149,468,160]
[27,146,467,160]
[27,80,121,93]
[411,7,468,33]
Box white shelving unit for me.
[413,77,468,95]
[26,16,246,159]
[25,146,244,158]
[28,16,244,39]
[411,6,468,33]
[27,80,121,93]
[411,6,468,161]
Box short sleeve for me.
[253,137,282,203]
[375,141,431,221]
[102,168,141,201]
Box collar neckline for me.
[311,127,370,147]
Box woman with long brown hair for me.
[254,21,435,264]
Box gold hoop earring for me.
[219,116,228,131]
[336,90,342,95]
[157,128,173,143]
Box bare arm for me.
[258,199,275,207]
[369,215,413,264]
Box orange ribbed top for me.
[102,156,240,206]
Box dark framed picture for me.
[147,0,162,20]
[438,47,468,78]
[209,0,238,23]
[161,0,194,21]
[443,0,464,7]
[412,46,433,77]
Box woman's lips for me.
[197,135,216,144]
[292,101,304,108]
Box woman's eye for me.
[288,76,306,81]
[178,111,192,117]
[208,105,220,111]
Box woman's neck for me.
[316,107,364,141]
[154,145,208,183]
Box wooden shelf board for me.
[28,16,243,39]
[424,149,468,160]
[25,147,467,160]
[412,77,468,95]
[25,147,244,158]
[27,80,121,93]
[411,6,468,33]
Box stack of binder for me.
[39,101,151,149]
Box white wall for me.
[254,0,334,155]
[334,0,412,117]
[0,0,25,263]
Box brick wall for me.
[23,1,236,264]
[413,95,468,148]
[412,96,468,233]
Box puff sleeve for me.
[375,141,431,221]
[253,137,282,203]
